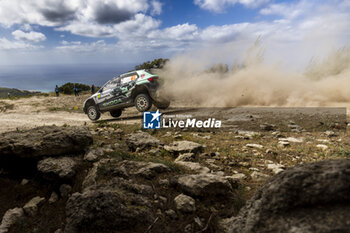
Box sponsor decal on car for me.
[103,98,122,107]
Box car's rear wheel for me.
[110,109,122,118]
[135,94,152,112]
[87,105,101,121]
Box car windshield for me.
[103,77,120,90]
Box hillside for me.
[0,94,350,232]
[0,87,39,98]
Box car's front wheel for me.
[135,94,152,112]
[110,109,122,118]
[87,105,101,121]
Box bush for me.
[59,83,91,95]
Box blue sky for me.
[0,0,350,90]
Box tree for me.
[135,58,169,70]
[59,83,91,94]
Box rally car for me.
[83,69,170,121]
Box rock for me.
[260,123,275,131]
[134,162,170,179]
[317,139,330,143]
[175,161,210,174]
[159,179,169,186]
[238,161,250,167]
[102,144,114,153]
[236,130,261,139]
[251,171,269,181]
[175,173,232,197]
[65,180,154,233]
[82,162,100,188]
[279,137,303,143]
[0,208,24,233]
[184,224,193,233]
[174,153,195,162]
[149,148,160,155]
[225,173,247,182]
[37,157,76,179]
[223,159,350,233]
[20,179,29,185]
[60,184,72,197]
[246,144,263,149]
[126,131,160,151]
[325,130,336,137]
[0,126,92,159]
[316,144,329,151]
[23,196,45,216]
[173,134,182,139]
[49,192,59,204]
[287,123,303,132]
[162,132,172,137]
[249,167,259,172]
[82,159,170,189]
[278,141,290,147]
[164,141,203,155]
[158,196,167,208]
[174,194,196,213]
[267,163,285,174]
[194,216,204,228]
[84,148,104,162]
[165,209,178,219]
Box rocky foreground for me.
[0,125,350,232]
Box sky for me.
[0,0,350,90]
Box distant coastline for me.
[0,63,134,92]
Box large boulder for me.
[175,173,232,197]
[174,161,210,174]
[82,159,170,189]
[37,157,77,179]
[0,126,93,159]
[164,141,203,155]
[125,131,160,151]
[65,178,154,233]
[220,159,350,233]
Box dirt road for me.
[1,94,348,133]
[0,95,145,132]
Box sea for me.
[0,63,134,92]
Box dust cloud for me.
[157,39,350,108]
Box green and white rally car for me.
[83,69,170,121]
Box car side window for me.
[104,77,121,90]
[121,73,138,85]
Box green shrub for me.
[59,82,91,94]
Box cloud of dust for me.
[157,39,350,107]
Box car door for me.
[119,72,139,96]
[96,77,121,107]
